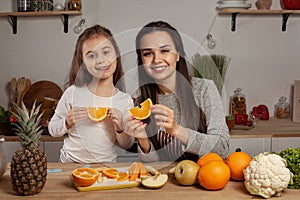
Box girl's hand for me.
[66,107,88,129]
[107,108,124,132]
[123,116,148,139]
[124,116,150,153]
[150,104,180,137]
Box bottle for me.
[274,96,290,119]
[230,88,247,116]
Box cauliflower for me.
[243,152,293,199]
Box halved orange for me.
[101,168,118,179]
[128,162,149,181]
[87,107,108,122]
[72,168,100,187]
[128,98,153,120]
[129,162,140,181]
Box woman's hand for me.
[65,107,88,129]
[150,104,180,137]
[107,108,124,133]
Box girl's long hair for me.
[65,25,124,91]
[135,21,207,161]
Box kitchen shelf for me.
[218,9,300,32]
[0,10,82,34]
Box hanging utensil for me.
[19,79,31,106]
[10,77,17,105]
[16,77,26,106]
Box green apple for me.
[174,160,200,186]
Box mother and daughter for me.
[48,21,229,163]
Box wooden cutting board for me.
[23,80,63,108]
[73,166,157,192]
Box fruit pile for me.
[72,162,168,189]
[171,151,252,190]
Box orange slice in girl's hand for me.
[128,98,152,120]
[72,168,100,187]
[87,107,108,122]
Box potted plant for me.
[191,53,231,95]
[0,105,16,135]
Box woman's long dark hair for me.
[135,21,207,161]
[65,25,124,91]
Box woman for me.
[48,25,134,163]
[124,21,229,162]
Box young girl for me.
[124,21,229,162]
[48,25,134,163]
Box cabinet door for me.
[44,141,63,162]
[116,146,139,162]
[271,137,300,153]
[2,142,43,162]
[229,138,271,157]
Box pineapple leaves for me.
[12,101,44,148]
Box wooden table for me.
[0,162,299,199]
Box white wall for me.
[0,0,299,115]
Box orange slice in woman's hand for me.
[87,107,108,122]
[72,168,100,187]
[128,98,152,120]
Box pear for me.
[141,173,168,189]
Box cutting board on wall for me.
[23,80,63,108]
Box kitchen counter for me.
[0,162,299,199]
[1,118,300,142]
[230,118,300,139]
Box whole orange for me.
[197,160,230,190]
[225,151,252,181]
[197,152,224,167]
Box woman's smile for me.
[150,65,168,73]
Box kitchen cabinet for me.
[0,10,81,34]
[272,137,300,152]
[1,118,299,161]
[2,141,44,162]
[218,9,300,31]
[229,138,271,157]
[44,141,63,162]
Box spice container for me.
[274,96,290,119]
[67,0,81,11]
[230,88,247,115]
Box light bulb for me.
[207,34,216,49]
[73,19,86,34]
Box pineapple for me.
[10,101,47,196]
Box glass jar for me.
[230,88,247,115]
[274,96,290,119]
[17,0,33,12]
[67,0,81,11]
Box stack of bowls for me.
[217,0,251,9]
